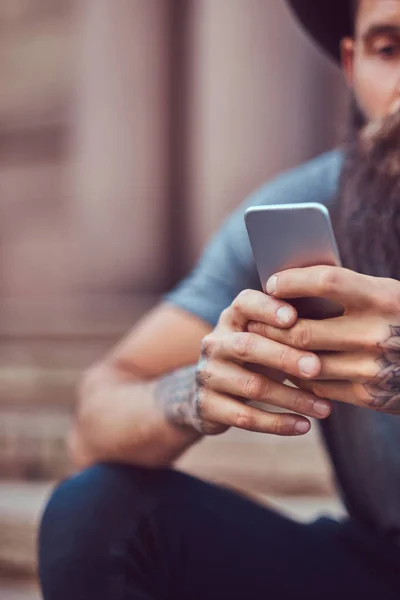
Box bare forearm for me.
[70,365,202,469]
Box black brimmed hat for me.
[287,0,353,62]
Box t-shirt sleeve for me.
[164,150,342,327]
[164,197,260,327]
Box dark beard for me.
[332,102,400,280]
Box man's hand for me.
[157,288,333,437]
[248,266,400,415]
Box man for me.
[39,1,400,598]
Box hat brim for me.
[287,0,352,63]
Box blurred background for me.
[0,1,349,597]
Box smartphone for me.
[245,203,343,320]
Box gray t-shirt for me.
[165,149,400,544]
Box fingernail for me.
[313,400,331,417]
[298,356,318,377]
[277,306,294,325]
[266,275,278,295]
[295,421,310,435]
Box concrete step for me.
[0,406,334,495]
[0,339,111,408]
[0,294,157,338]
[0,482,52,577]
[0,294,158,409]
[0,366,78,408]
[0,409,72,480]
[0,579,41,600]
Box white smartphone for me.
[245,203,343,320]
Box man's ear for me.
[341,37,355,88]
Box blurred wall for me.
[183,0,346,264]
[0,0,74,307]
[0,4,346,569]
[0,0,348,496]
[0,0,348,335]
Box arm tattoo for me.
[155,366,205,433]
[364,325,400,413]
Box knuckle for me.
[289,321,312,349]
[269,416,284,436]
[233,289,272,320]
[195,388,207,418]
[232,332,255,360]
[318,267,340,294]
[238,288,253,299]
[259,293,275,312]
[234,409,253,430]
[277,345,294,371]
[320,267,340,292]
[243,374,269,401]
[195,365,211,389]
[235,288,253,304]
[291,391,307,413]
[200,335,217,359]
[232,289,252,314]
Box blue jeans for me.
[39,464,400,599]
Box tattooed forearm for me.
[155,365,224,435]
[155,366,205,433]
[364,325,400,414]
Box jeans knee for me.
[39,464,155,595]
[40,464,156,552]
[39,463,194,597]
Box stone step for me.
[0,294,157,338]
[0,405,334,496]
[0,294,157,410]
[0,339,112,408]
[0,482,52,577]
[0,338,112,372]
[0,409,72,480]
[0,579,41,600]
[0,366,78,408]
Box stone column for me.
[71,0,171,292]
[183,0,347,262]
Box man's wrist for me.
[154,366,202,434]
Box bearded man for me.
[39,1,400,599]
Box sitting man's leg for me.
[39,463,399,600]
